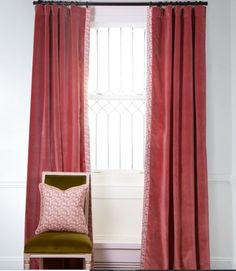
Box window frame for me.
[88,13,147,173]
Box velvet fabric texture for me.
[25,232,92,254]
[44,174,87,190]
[25,4,91,269]
[141,6,210,269]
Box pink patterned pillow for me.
[35,183,88,235]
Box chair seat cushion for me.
[24,232,92,254]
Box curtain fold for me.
[25,4,91,269]
[141,6,210,269]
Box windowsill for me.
[91,169,144,175]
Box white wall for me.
[206,0,231,175]
[230,0,236,268]
[0,0,33,181]
[0,0,33,268]
[0,0,234,269]
[206,0,232,267]
[231,0,236,174]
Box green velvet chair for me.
[24,171,92,270]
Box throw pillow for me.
[35,183,88,235]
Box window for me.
[88,27,146,171]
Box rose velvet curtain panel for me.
[141,5,210,269]
[25,2,210,270]
[25,4,91,269]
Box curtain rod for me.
[33,1,208,6]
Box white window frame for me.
[89,9,147,174]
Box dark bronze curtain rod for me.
[33,1,208,6]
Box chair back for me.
[42,171,90,224]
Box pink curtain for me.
[141,6,210,269]
[25,4,91,269]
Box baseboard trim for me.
[94,261,140,269]
[0,256,232,270]
[211,257,232,269]
[0,256,23,270]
